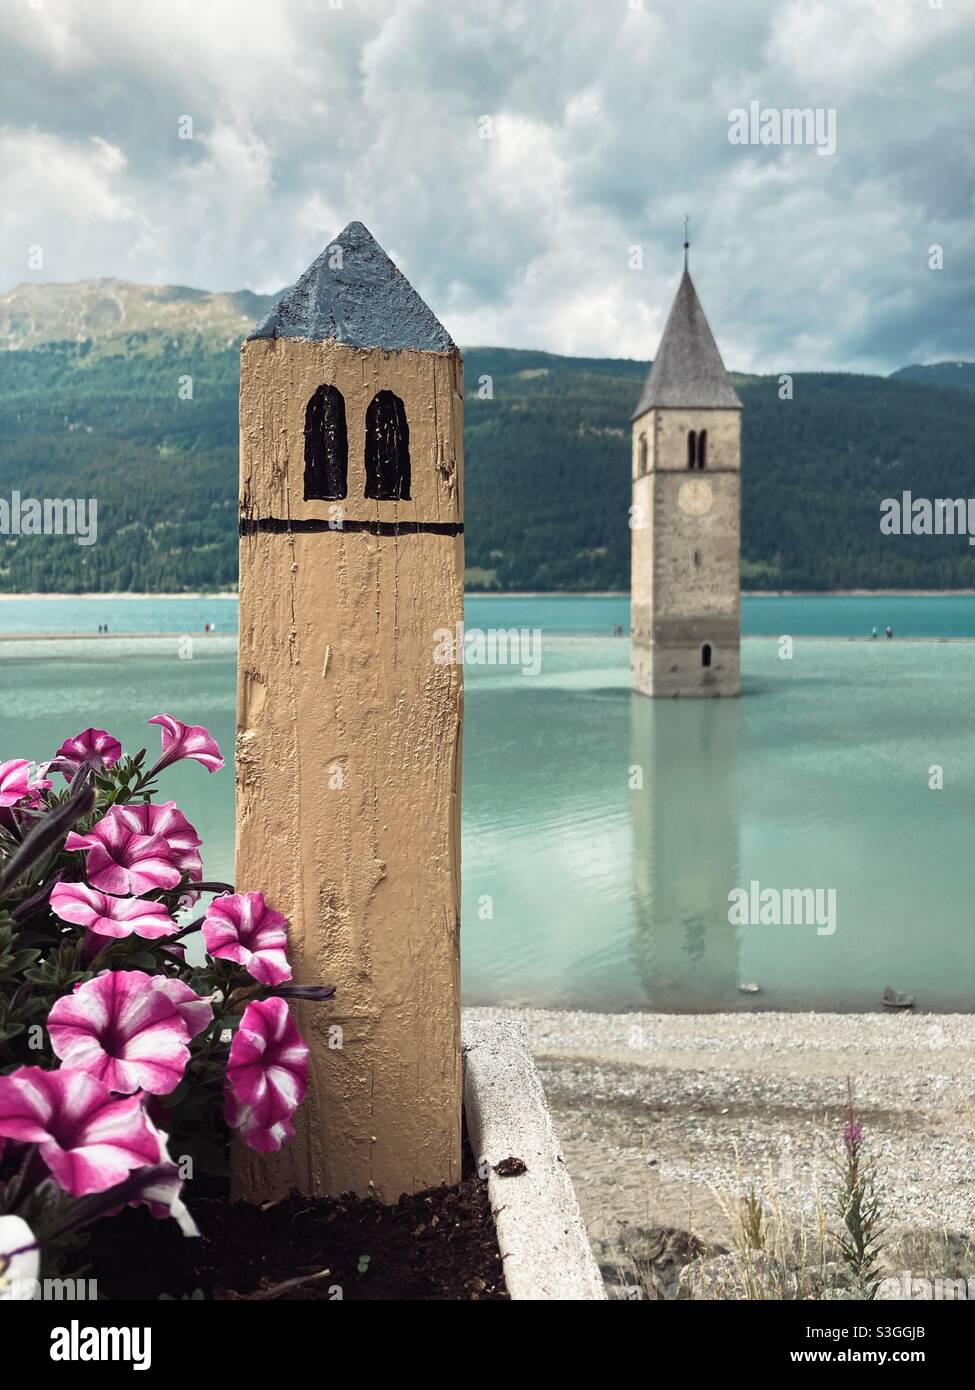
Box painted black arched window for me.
[687,430,696,469]
[365,391,411,500]
[701,643,712,668]
[638,434,648,475]
[303,385,348,500]
[697,429,708,469]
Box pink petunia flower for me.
[148,714,224,775]
[153,976,213,1040]
[20,781,51,809]
[49,882,177,940]
[0,761,32,807]
[108,801,203,885]
[105,1121,199,1237]
[224,998,309,1153]
[65,815,181,897]
[203,892,291,985]
[0,760,51,809]
[0,1066,159,1196]
[51,729,122,781]
[47,970,209,1096]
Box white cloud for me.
[0,129,138,279]
[0,0,970,370]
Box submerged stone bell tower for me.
[630,237,742,697]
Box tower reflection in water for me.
[629,694,742,1009]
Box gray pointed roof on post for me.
[631,269,741,417]
[249,220,455,352]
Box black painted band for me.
[240,516,464,538]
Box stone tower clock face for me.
[677,479,713,516]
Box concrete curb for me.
[462,1017,607,1301]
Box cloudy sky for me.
[0,0,971,372]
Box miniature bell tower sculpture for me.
[234,222,464,1201]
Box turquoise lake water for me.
[5,591,975,637]
[1,594,973,1011]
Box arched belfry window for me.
[697,429,708,469]
[303,385,348,500]
[638,434,648,475]
[687,430,697,470]
[365,391,411,501]
[701,643,713,668]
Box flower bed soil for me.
[87,1156,508,1301]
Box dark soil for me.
[87,1154,508,1301]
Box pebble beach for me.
[467,1007,975,1284]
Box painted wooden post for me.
[233,222,464,1202]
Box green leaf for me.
[0,948,41,978]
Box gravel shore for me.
[465,1008,975,1276]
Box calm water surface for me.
[1,594,973,1011]
[5,591,975,637]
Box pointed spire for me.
[631,265,741,417]
[249,221,455,352]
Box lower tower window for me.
[701,643,712,668]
